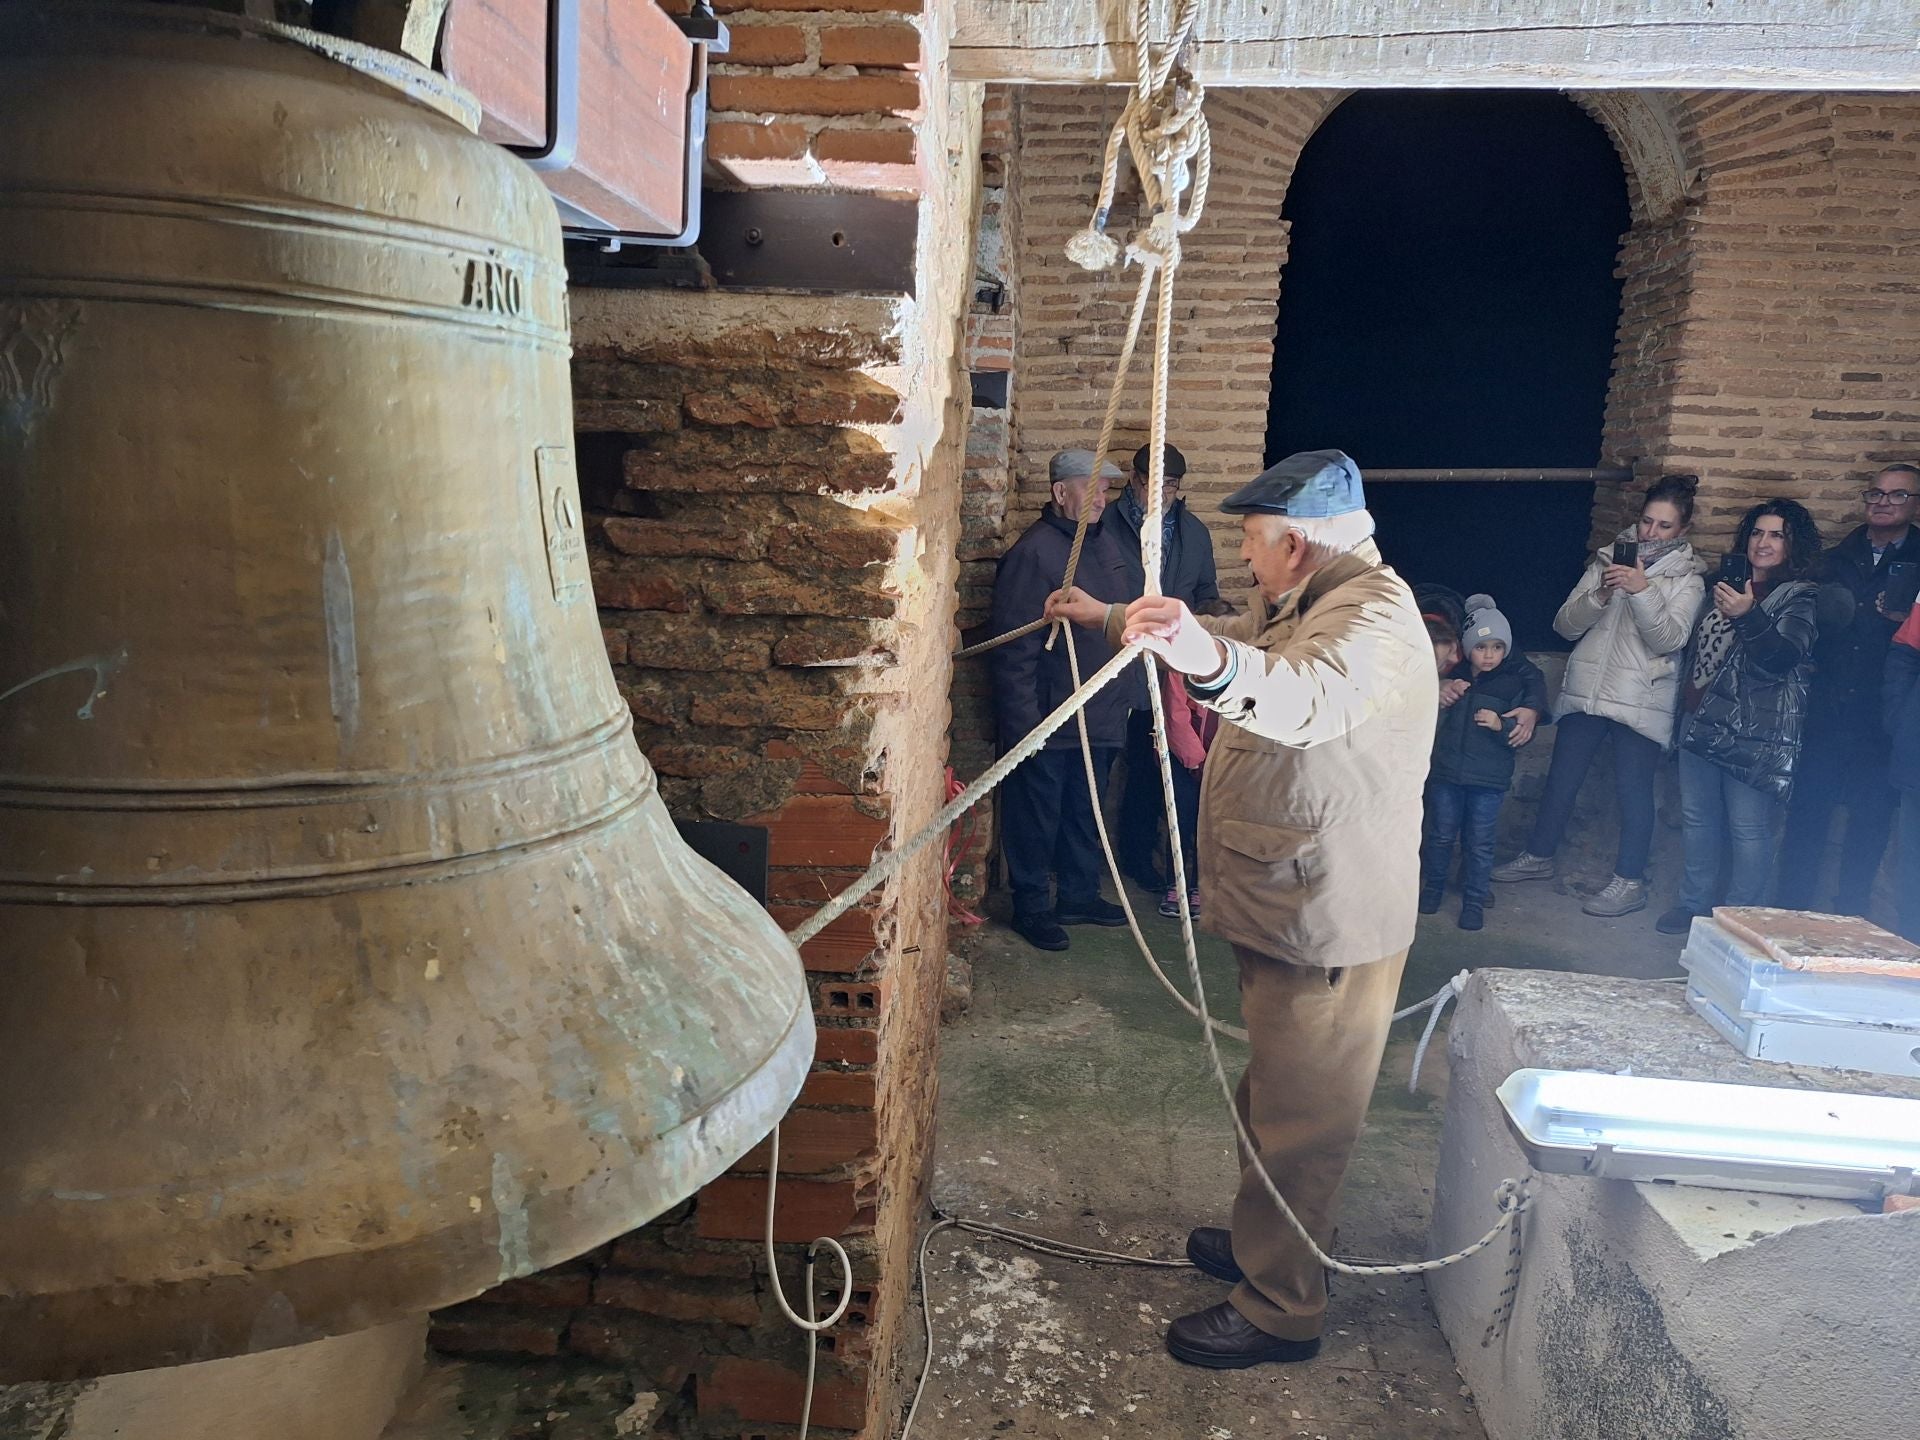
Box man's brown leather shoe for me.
[1165,1302,1321,1369]
[1185,1226,1243,1284]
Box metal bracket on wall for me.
[697,191,918,297]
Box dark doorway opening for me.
[1265,92,1631,649]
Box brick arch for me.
[1574,92,1701,226]
[1009,87,1653,579]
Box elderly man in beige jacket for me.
[1049,449,1436,1369]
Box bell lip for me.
[0,986,815,1383]
[0,1,485,133]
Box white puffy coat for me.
[1552,541,1707,747]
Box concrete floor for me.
[915,877,1682,1439]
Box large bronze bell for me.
[0,2,811,1381]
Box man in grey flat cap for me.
[1050,449,1435,1369]
[988,449,1141,952]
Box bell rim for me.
[0,987,815,1383]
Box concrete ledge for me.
[1429,970,1920,1440]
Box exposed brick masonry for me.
[663,0,930,191]
[429,6,981,1433]
[1596,92,1920,551]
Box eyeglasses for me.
[1864,489,1915,504]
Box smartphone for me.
[1612,539,1640,568]
[1884,560,1920,617]
[1720,553,1752,589]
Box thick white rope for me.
[788,643,1146,947]
[774,9,1521,1425]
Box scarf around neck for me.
[1614,524,1689,574]
[1119,486,1179,557]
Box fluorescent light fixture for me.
[1498,1069,1920,1202]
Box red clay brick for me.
[711,74,920,120]
[720,23,809,66]
[813,1026,880,1066]
[605,1238,757,1280]
[429,1306,566,1357]
[472,1268,592,1309]
[815,976,889,1018]
[768,903,884,970]
[766,521,901,569]
[761,743,857,795]
[696,1176,872,1242]
[700,1356,868,1431]
[814,126,918,187]
[706,119,811,161]
[749,795,891,866]
[800,1070,879,1108]
[818,23,920,68]
[590,567,696,612]
[603,516,764,560]
[731,1105,878,1174]
[594,1271,761,1327]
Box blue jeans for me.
[1899,793,1920,942]
[1421,782,1505,905]
[1677,748,1778,913]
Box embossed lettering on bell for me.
[0,2,810,1383]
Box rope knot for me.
[1495,1177,1534,1215]
[1126,211,1182,270]
[1065,224,1123,272]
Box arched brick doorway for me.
[1264,91,1633,647]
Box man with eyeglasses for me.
[1779,463,1920,914]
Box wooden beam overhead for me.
[951,1,1920,89]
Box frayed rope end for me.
[1065,226,1122,271]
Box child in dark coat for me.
[1420,595,1551,930]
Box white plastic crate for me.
[1683,917,1920,1026]
[1687,986,1920,1080]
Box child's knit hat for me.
[1463,593,1513,655]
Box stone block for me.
[1430,969,1920,1440]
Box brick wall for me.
[1004,86,1920,586]
[946,84,1020,908]
[681,0,930,192]
[1007,86,1342,593]
[957,86,1920,911]
[1596,92,1920,554]
[430,5,981,1435]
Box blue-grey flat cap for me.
[1049,448,1126,485]
[1221,449,1365,518]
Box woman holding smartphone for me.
[1494,475,1706,917]
[1656,498,1823,934]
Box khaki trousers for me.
[1226,943,1408,1341]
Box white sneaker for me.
[1491,852,1554,883]
[1582,875,1648,917]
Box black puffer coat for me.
[1428,652,1552,792]
[1677,580,1818,800]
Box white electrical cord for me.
[761,1125,854,1440]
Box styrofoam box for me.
[1688,986,1920,1080]
[1682,916,1920,1026]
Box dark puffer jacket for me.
[1428,652,1552,792]
[988,505,1143,751]
[1808,523,1920,737]
[1677,581,1819,800]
